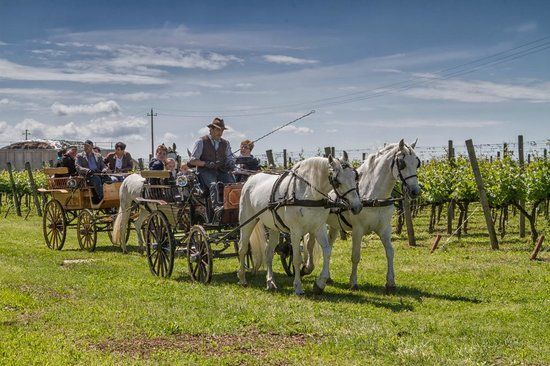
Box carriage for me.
[136,169,296,284]
[38,167,132,251]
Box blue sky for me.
[1,0,549,160]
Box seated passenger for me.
[178,161,191,176]
[56,145,78,177]
[164,158,177,184]
[104,141,133,181]
[235,139,261,182]
[149,144,168,170]
[76,140,109,204]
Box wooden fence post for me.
[447,140,455,234]
[518,135,526,238]
[7,162,22,217]
[362,152,366,160]
[331,147,335,157]
[324,147,331,157]
[503,143,508,158]
[530,235,545,260]
[403,196,416,246]
[283,149,288,169]
[544,148,547,160]
[466,139,499,249]
[25,162,42,216]
[266,150,275,168]
[430,234,443,254]
[138,158,144,171]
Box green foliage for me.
[0,170,47,195]
[417,159,454,204]
[524,158,550,204]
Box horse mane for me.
[293,156,330,185]
[359,142,414,176]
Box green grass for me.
[0,206,548,365]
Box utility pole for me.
[147,108,157,157]
[22,129,31,140]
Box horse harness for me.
[335,152,417,231]
[268,163,359,233]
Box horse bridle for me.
[391,153,420,192]
[329,161,360,204]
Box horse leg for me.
[312,226,332,294]
[301,232,316,276]
[134,208,148,253]
[349,228,364,291]
[380,228,396,294]
[265,228,279,290]
[325,225,341,285]
[237,221,256,286]
[290,233,305,295]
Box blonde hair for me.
[165,158,176,169]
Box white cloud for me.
[4,116,147,141]
[235,83,254,88]
[0,59,168,84]
[0,41,7,46]
[162,132,178,142]
[51,100,121,116]
[280,125,314,134]
[0,98,9,105]
[403,79,550,103]
[507,21,538,33]
[0,121,7,133]
[263,55,319,65]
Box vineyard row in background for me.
[0,137,548,251]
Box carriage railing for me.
[44,167,86,190]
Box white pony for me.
[112,173,148,253]
[238,154,363,295]
[302,139,421,293]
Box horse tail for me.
[112,174,143,246]
[249,222,266,272]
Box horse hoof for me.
[312,281,325,295]
[294,290,305,296]
[350,284,359,291]
[326,277,334,285]
[385,284,397,294]
[300,267,310,276]
[266,281,278,291]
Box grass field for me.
[0,206,549,365]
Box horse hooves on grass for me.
[385,285,397,295]
[266,281,278,291]
[350,284,359,291]
[312,281,325,295]
[326,277,334,285]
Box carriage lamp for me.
[176,175,188,187]
[67,178,78,189]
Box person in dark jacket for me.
[76,140,108,204]
[235,139,260,182]
[149,144,168,170]
[56,145,78,176]
[104,141,133,177]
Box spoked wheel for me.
[187,225,213,284]
[77,209,97,251]
[145,211,175,278]
[43,200,66,250]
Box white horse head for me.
[327,151,362,214]
[392,139,421,198]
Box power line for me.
[154,36,550,118]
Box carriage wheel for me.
[42,200,66,250]
[187,225,213,284]
[145,211,175,278]
[77,209,97,252]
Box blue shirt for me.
[87,153,98,171]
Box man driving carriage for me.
[189,117,236,222]
[76,140,109,204]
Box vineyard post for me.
[362,153,366,160]
[25,162,42,217]
[544,148,547,160]
[266,150,275,168]
[496,151,501,160]
[283,149,288,169]
[331,147,335,157]
[447,140,455,234]
[403,196,416,246]
[7,162,22,217]
[518,135,526,238]
[503,143,508,158]
[466,139,499,249]
[138,158,144,171]
[324,147,331,157]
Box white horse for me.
[302,139,421,293]
[112,173,149,253]
[238,153,363,295]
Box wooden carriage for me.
[136,170,247,283]
[38,167,128,252]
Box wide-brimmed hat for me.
[207,117,227,130]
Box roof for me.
[0,139,85,150]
